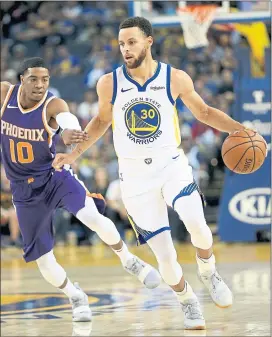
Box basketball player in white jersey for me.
[53,17,247,329]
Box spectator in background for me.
[77,90,98,123]
[3,69,17,85]
[85,59,108,88]
[61,1,83,21]
[8,44,27,73]
[42,45,55,70]
[203,38,225,62]
[185,63,197,81]
[219,34,231,48]
[66,100,78,116]
[218,69,234,94]
[207,62,222,89]
[220,47,237,71]
[52,45,80,76]
[91,167,110,197]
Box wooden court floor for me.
[1,242,270,336]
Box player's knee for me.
[190,225,213,250]
[76,197,101,227]
[36,250,66,287]
[159,259,183,286]
[156,245,177,265]
[36,250,56,269]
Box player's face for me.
[118,27,153,69]
[21,68,50,102]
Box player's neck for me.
[126,57,158,83]
[19,87,38,109]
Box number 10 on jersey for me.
[9,139,34,164]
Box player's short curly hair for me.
[20,57,48,75]
[119,16,153,37]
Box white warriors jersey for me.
[111,62,181,159]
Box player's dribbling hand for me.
[61,129,89,146]
[52,153,75,171]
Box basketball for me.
[222,130,267,174]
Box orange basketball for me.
[221,130,267,174]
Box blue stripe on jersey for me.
[111,69,117,104]
[166,64,175,105]
[122,62,161,92]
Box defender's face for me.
[118,27,153,69]
[21,68,50,101]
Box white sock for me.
[175,281,197,303]
[113,241,134,265]
[196,253,216,275]
[61,278,81,298]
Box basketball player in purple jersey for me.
[0,57,161,322]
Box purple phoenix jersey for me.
[1,84,58,182]
[0,84,105,262]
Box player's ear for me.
[147,36,153,48]
[20,75,24,84]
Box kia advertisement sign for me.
[228,188,271,225]
[219,48,271,242]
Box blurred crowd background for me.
[1,1,270,247]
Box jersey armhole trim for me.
[1,85,15,118]
[111,70,117,105]
[166,65,175,105]
[42,96,56,146]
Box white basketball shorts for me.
[118,149,206,245]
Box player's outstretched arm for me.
[52,73,113,169]
[47,98,88,145]
[173,69,244,134]
[0,82,12,107]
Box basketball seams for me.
[244,130,255,173]
[222,140,253,158]
[253,145,265,157]
[231,146,253,173]
[223,140,266,158]
[227,134,256,139]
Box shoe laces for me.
[181,301,203,320]
[202,271,222,290]
[126,257,144,275]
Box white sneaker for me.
[199,270,233,308]
[181,298,206,330]
[124,256,162,289]
[72,322,93,336]
[70,283,92,322]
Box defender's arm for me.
[52,72,113,169]
[47,98,88,145]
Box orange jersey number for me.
[9,139,34,164]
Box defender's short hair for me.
[20,57,48,75]
[119,17,153,37]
